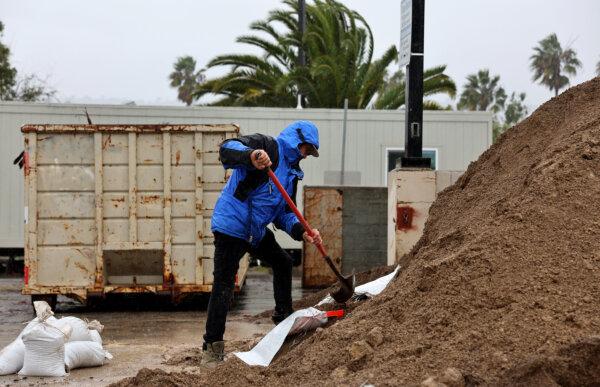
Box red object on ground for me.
[325,310,344,318]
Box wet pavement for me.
[0,268,315,386]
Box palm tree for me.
[530,33,581,96]
[169,56,205,106]
[374,65,456,109]
[503,92,527,127]
[194,0,400,108]
[457,69,506,113]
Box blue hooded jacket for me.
[211,120,319,247]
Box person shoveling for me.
[202,120,355,367]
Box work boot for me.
[271,306,294,324]
[200,341,225,368]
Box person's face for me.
[298,143,313,159]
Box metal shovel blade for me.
[331,272,356,303]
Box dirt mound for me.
[113,77,600,386]
[111,368,198,387]
[494,336,600,386]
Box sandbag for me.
[0,317,56,375]
[52,317,92,342]
[18,323,70,377]
[89,330,102,346]
[0,339,25,376]
[64,341,112,371]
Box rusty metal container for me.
[21,124,248,304]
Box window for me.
[386,148,438,172]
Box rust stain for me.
[175,150,181,166]
[141,195,161,204]
[21,124,239,134]
[396,205,416,230]
[74,261,87,273]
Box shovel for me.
[259,157,355,303]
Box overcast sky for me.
[1,0,599,112]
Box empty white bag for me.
[18,323,71,377]
[64,341,112,371]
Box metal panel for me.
[302,187,343,288]
[37,246,95,286]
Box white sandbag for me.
[64,341,112,371]
[89,329,102,346]
[0,339,25,376]
[19,323,70,377]
[53,317,92,342]
[0,317,57,375]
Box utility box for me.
[302,186,387,288]
[21,124,247,304]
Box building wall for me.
[0,102,492,248]
[342,187,388,274]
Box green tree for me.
[493,91,528,141]
[530,33,581,96]
[0,21,17,100]
[169,56,205,106]
[194,0,407,108]
[374,65,456,110]
[0,21,55,101]
[13,74,56,102]
[457,69,506,113]
[503,92,527,127]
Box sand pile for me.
[113,77,600,386]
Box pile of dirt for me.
[112,368,198,387]
[494,336,600,386]
[113,77,600,386]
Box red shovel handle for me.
[266,168,328,257]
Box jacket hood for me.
[277,120,320,165]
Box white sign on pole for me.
[399,0,412,67]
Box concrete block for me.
[395,170,436,203]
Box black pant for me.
[203,229,293,344]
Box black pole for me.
[298,0,306,68]
[297,0,306,108]
[401,0,430,169]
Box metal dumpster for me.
[21,124,248,305]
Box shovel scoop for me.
[263,163,355,303]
